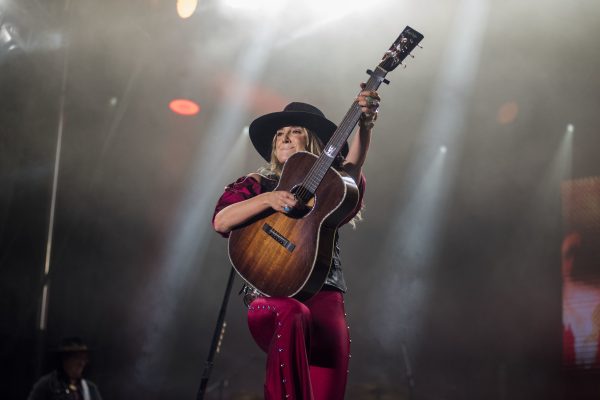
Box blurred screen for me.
[562,177,600,369]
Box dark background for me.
[1,0,599,398]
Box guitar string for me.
[299,66,392,198]
[295,75,382,202]
[308,77,380,187]
[297,75,382,200]
[297,101,362,200]
[303,78,379,194]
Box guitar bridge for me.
[262,223,296,252]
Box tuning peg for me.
[417,44,423,49]
[409,54,415,58]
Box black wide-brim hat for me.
[52,337,90,353]
[249,102,348,162]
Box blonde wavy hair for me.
[257,127,363,227]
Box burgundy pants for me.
[247,290,350,400]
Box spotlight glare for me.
[177,0,198,19]
[566,123,575,134]
[169,99,200,116]
[440,146,447,154]
[242,126,249,136]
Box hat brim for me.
[54,345,90,353]
[249,110,348,162]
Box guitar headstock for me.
[379,26,424,72]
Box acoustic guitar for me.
[228,26,424,300]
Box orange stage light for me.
[169,99,200,116]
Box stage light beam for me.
[369,0,491,354]
[132,6,288,389]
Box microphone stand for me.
[401,340,415,400]
[196,267,236,400]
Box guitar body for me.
[228,152,360,300]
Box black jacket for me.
[27,371,102,400]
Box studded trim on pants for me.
[247,290,350,400]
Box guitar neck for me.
[302,67,388,195]
[326,67,389,162]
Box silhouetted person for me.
[27,337,102,400]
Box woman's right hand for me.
[264,191,297,213]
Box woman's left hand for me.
[357,83,380,128]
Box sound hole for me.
[289,185,314,218]
[291,185,313,203]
